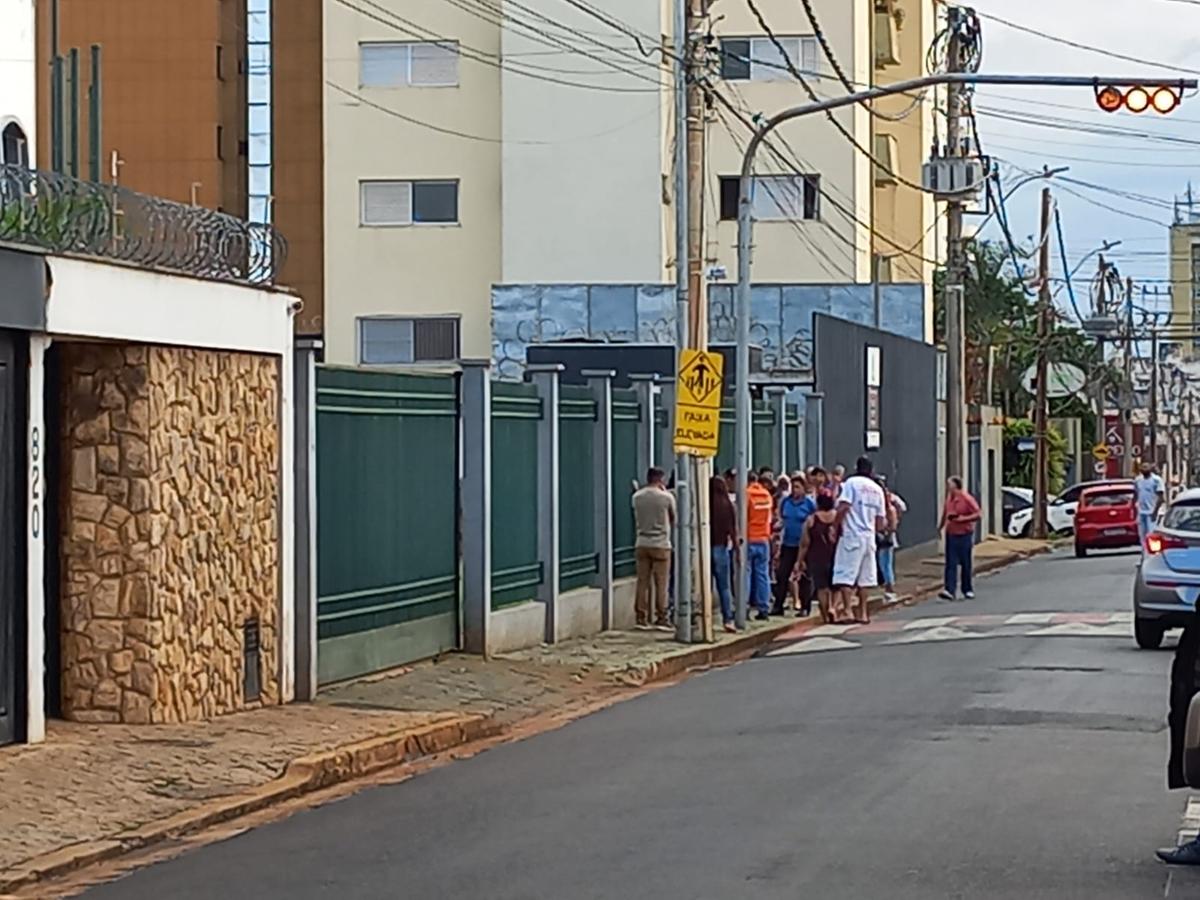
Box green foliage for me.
[1003,418,1067,495]
[0,188,113,249]
[934,239,1121,430]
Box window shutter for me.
[410,42,459,85]
[720,39,751,80]
[412,318,460,361]
[360,181,412,225]
[360,43,409,87]
[360,318,415,365]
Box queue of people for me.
[635,457,982,634]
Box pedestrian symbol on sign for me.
[678,350,722,407]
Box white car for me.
[1005,480,1133,538]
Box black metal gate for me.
[0,333,20,744]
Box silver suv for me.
[1133,487,1200,649]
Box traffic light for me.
[1096,83,1181,114]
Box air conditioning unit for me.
[875,0,902,67]
[922,156,986,199]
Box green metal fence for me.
[612,388,641,578]
[752,400,776,470]
[785,402,801,473]
[315,367,459,684]
[491,381,542,607]
[559,385,597,591]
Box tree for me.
[934,238,1121,433]
[1003,418,1067,495]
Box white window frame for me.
[749,36,819,81]
[359,40,460,88]
[359,179,460,227]
[357,315,462,366]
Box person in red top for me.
[745,472,775,620]
[939,476,982,601]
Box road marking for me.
[766,637,860,656]
[1027,622,1130,638]
[806,624,857,637]
[885,626,986,645]
[1005,613,1057,625]
[903,616,958,630]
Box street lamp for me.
[732,72,1198,627]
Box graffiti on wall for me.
[492,283,926,380]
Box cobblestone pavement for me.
[0,705,450,873]
[0,537,1043,879]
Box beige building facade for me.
[322,0,941,366]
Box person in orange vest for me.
[746,471,775,621]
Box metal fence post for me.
[767,387,786,475]
[461,360,493,655]
[630,374,658,484]
[292,339,321,701]
[657,378,675,473]
[805,392,825,467]
[583,369,615,629]
[529,363,563,643]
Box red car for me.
[1074,483,1139,557]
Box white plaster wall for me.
[322,0,501,365]
[0,0,36,158]
[706,0,873,284]
[500,0,667,284]
[45,256,296,356]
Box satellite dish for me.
[1020,362,1087,398]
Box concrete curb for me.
[0,714,503,894]
[2,543,1047,893]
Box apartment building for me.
[1170,195,1200,357]
[29,0,326,335]
[1,0,36,167]
[323,0,940,366]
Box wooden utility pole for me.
[944,6,967,484]
[1123,278,1134,475]
[1093,255,1108,450]
[1032,186,1052,539]
[685,0,713,643]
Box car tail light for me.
[1146,532,1187,554]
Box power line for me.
[327,80,660,143]
[741,0,935,193]
[332,0,662,92]
[969,6,1200,76]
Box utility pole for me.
[1150,325,1160,468]
[671,0,693,643]
[1032,187,1052,539]
[943,5,967,486]
[684,0,713,644]
[1093,255,1108,450]
[1122,278,1134,476]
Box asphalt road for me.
[82,549,1198,899]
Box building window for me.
[360,41,460,88]
[360,180,459,226]
[719,37,819,81]
[1192,243,1200,301]
[1,122,29,168]
[216,125,224,160]
[216,45,226,80]
[718,174,820,221]
[358,317,461,365]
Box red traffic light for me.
[1096,85,1123,112]
[1096,84,1182,114]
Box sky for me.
[967,0,1200,321]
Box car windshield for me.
[1164,502,1200,532]
[1083,490,1133,508]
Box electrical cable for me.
[1053,206,1086,322]
[331,0,662,92]
[741,0,937,193]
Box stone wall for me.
[59,343,280,724]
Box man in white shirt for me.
[1135,462,1165,544]
[833,455,887,623]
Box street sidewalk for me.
[0,536,1047,892]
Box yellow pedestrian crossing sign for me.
[673,348,724,457]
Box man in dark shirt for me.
[772,477,816,616]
